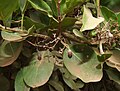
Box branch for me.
[62,32,90,44]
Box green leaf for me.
[48,80,64,91]
[0,41,22,67]
[73,29,88,41]
[46,0,58,17]
[97,53,112,62]
[19,0,28,13]
[0,75,10,91]
[63,44,103,83]
[24,16,46,30]
[23,51,54,88]
[60,67,77,80]
[50,17,77,29]
[106,49,120,72]
[28,0,52,15]
[0,0,18,20]
[80,6,104,32]
[1,31,23,42]
[61,0,85,15]
[27,25,35,35]
[106,67,120,85]
[101,6,117,21]
[15,69,30,91]
[63,76,84,90]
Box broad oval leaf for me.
[106,49,120,72]
[80,6,104,32]
[0,0,18,20]
[63,44,103,83]
[0,41,22,67]
[15,69,30,91]
[1,31,23,42]
[23,51,54,88]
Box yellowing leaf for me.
[80,6,104,32]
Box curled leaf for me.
[80,6,104,32]
[1,31,24,42]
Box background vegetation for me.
[0,0,120,91]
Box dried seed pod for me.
[68,49,72,58]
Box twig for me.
[21,13,24,30]
[56,0,62,36]
[96,0,100,17]
[0,24,24,32]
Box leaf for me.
[15,69,30,91]
[48,80,64,91]
[61,0,85,15]
[80,6,104,32]
[63,44,103,83]
[45,0,58,17]
[29,10,50,25]
[27,25,35,35]
[23,51,54,88]
[73,29,88,41]
[101,6,117,21]
[1,31,23,42]
[106,67,120,85]
[19,0,28,13]
[28,0,52,16]
[0,75,10,91]
[60,67,77,80]
[24,16,46,30]
[0,41,22,67]
[106,49,120,72]
[97,53,112,62]
[117,13,120,26]
[50,17,77,29]
[49,86,56,91]
[0,0,18,20]
[63,76,84,90]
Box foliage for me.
[0,0,120,91]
